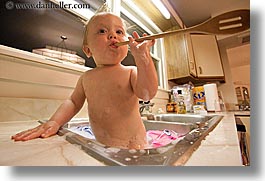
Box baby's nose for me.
[108,33,117,39]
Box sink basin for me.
[152,113,212,124]
[39,114,223,166]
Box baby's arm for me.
[12,75,86,141]
[48,75,86,127]
[129,31,158,101]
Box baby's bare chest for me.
[84,72,134,103]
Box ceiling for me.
[167,0,250,27]
[131,0,180,32]
[0,0,250,68]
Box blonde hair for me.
[82,12,127,46]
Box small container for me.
[166,102,176,112]
[176,90,186,114]
[193,105,207,115]
[193,86,206,109]
[167,90,176,113]
[177,100,186,114]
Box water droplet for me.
[132,155,139,159]
[139,149,146,154]
[156,147,170,154]
[128,149,137,154]
[125,157,131,161]
[106,147,120,153]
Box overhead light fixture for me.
[121,7,154,35]
[32,35,85,65]
[122,0,162,33]
[33,46,85,65]
[151,0,170,19]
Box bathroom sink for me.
[39,114,223,166]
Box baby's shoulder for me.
[123,65,136,72]
[82,68,96,76]
[78,70,94,83]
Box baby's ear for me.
[82,45,92,58]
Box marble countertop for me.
[0,112,243,166]
[233,111,251,117]
[185,112,243,166]
[0,121,104,166]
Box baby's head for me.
[82,12,128,66]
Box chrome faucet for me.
[139,101,154,116]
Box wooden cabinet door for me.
[190,34,224,78]
[164,33,191,80]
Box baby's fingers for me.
[132,31,140,39]
[142,33,155,46]
[11,130,27,139]
[12,127,37,139]
[19,130,43,141]
[12,126,44,141]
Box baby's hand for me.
[128,31,155,62]
[11,121,60,141]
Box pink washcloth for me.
[147,129,182,148]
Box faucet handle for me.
[139,100,151,105]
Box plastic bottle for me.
[166,90,176,113]
[176,90,186,114]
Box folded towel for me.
[147,129,182,148]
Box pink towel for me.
[147,129,182,148]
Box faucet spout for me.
[139,101,155,117]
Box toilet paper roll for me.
[203,83,220,111]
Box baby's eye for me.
[116,30,124,35]
[98,29,107,34]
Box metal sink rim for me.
[40,114,223,166]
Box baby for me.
[12,12,158,149]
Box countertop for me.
[0,112,243,166]
[0,45,91,73]
[233,111,251,117]
[0,121,103,166]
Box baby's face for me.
[84,13,128,66]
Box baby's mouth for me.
[109,42,118,48]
